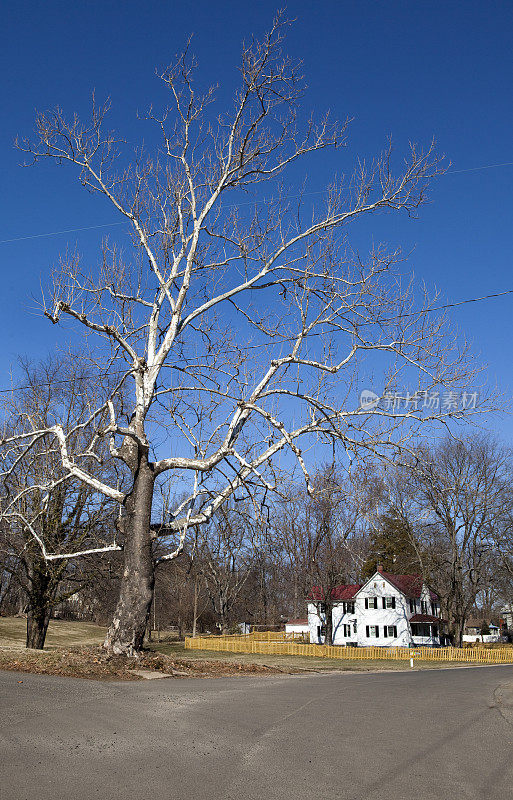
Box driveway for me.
[1,665,513,799]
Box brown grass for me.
[0,645,292,680]
[0,618,296,680]
[0,617,107,650]
[0,618,489,680]
[151,641,475,672]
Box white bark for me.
[3,16,483,565]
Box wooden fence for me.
[185,634,513,664]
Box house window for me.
[345,601,355,614]
[365,597,378,610]
[383,625,398,638]
[383,596,396,609]
[421,600,428,614]
[343,624,352,637]
[409,599,416,613]
[366,625,379,638]
[431,602,438,616]
[411,623,430,638]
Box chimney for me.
[377,564,384,574]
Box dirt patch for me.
[0,645,296,681]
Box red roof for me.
[409,613,441,624]
[332,584,361,601]
[308,572,438,603]
[380,572,438,601]
[308,584,361,602]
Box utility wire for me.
[0,160,512,395]
[1,159,513,246]
[0,287,511,396]
[0,222,126,246]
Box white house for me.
[308,566,442,647]
[501,606,513,630]
[462,618,501,643]
[284,619,310,636]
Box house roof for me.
[465,618,500,630]
[410,613,441,624]
[286,619,308,625]
[379,571,438,601]
[309,571,438,604]
[308,584,361,602]
[332,584,361,601]
[465,617,486,629]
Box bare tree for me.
[0,357,117,648]
[196,506,259,633]
[277,466,365,644]
[1,17,478,655]
[406,435,512,646]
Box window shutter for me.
[375,626,379,638]
[365,598,368,609]
[366,625,369,637]
[393,626,397,637]
[382,597,386,609]
[383,627,387,638]
[392,597,396,609]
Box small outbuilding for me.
[285,619,310,638]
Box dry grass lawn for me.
[0,617,107,650]
[152,640,472,672]
[0,618,490,679]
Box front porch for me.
[410,614,442,646]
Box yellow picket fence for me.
[185,635,513,664]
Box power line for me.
[2,159,513,246]
[0,287,511,395]
[446,161,513,175]
[0,222,126,246]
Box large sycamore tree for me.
[1,18,476,654]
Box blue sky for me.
[2,0,513,439]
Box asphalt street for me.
[1,665,513,800]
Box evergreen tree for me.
[362,512,420,579]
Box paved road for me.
[1,665,513,800]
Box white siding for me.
[285,622,310,635]
[355,578,411,647]
[307,572,441,648]
[308,604,324,643]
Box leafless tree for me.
[405,435,512,646]
[0,357,118,648]
[196,506,260,633]
[1,16,479,655]
[276,466,366,644]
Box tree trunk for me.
[25,558,54,649]
[192,576,199,637]
[26,605,51,649]
[453,618,465,648]
[219,595,229,634]
[104,459,155,656]
[324,602,334,646]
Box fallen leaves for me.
[0,646,289,681]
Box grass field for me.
[151,640,475,672]
[0,618,500,677]
[0,617,107,650]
